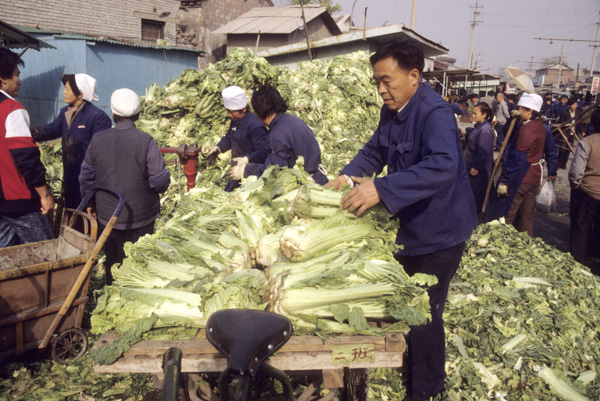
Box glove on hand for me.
[227,164,245,180]
[233,156,249,166]
[497,183,509,197]
[206,146,220,165]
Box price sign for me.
[331,344,375,364]
[592,77,600,95]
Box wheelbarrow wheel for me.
[51,328,88,364]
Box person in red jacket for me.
[0,48,54,248]
[497,93,546,236]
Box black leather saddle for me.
[206,309,293,377]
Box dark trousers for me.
[495,123,505,149]
[395,242,465,401]
[505,182,539,237]
[101,221,155,285]
[569,188,600,264]
[557,134,575,168]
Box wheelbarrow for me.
[0,187,124,364]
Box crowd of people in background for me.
[448,85,600,274]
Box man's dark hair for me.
[567,98,578,107]
[251,85,288,120]
[591,109,600,133]
[113,113,139,123]
[0,48,24,80]
[60,74,82,98]
[469,93,479,101]
[369,39,424,74]
[487,90,495,96]
[560,95,568,100]
[475,102,494,122]
[507,94,517,102]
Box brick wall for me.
[1,0,180,44]
[198,0,272,32]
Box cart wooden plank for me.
[92,330,405,374]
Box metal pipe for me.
[161,347,183,401]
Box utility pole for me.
[529,56,534,77]
[591,13,600,77]
[299,0,312,61]
[410,0,417,30]
[558,42,565,90]
[468,0,481,70]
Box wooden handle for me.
[479,117,518,223]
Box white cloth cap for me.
[517,93,543,112]
[74,73,99,102]
[111,88,140,117]
[222,86,247,110]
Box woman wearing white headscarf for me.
[32,73,111,209]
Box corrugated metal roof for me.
[214,5,339,35]
[0,20,56,51]
[258,24,448,59]
[17,26,205,54]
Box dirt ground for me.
[532,166,571,253]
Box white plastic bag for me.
[535,181,556,213]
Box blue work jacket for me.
[341,83,477,256]
[245,113,328,185]
[217,111,269,191]
[464,120,495,212]
[35,101,111,209]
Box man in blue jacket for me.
[326,39,477,401]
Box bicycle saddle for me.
[206,309,293,376]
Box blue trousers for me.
[0,211,54,248]
[395,242,465,401]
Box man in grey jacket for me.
[568,108,600,269]
[495,93,510,150]
[79,88,170,284]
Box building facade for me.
[534,63,575,89]
[1,0,180,45]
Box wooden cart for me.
[0,188,124,364]
[93,328,405,401]
[0,209,97,363]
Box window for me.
[141,19,165,42]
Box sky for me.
[273,0,600,76]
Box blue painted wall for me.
[18,34,201,126]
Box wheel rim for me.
[51,328,88,364]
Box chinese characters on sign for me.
[592,77,600,95]
[332,344,375,364]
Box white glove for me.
[497,183,509,197]
[233,156,249,166]
[227,164,246,181]
[206,146,220,165]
